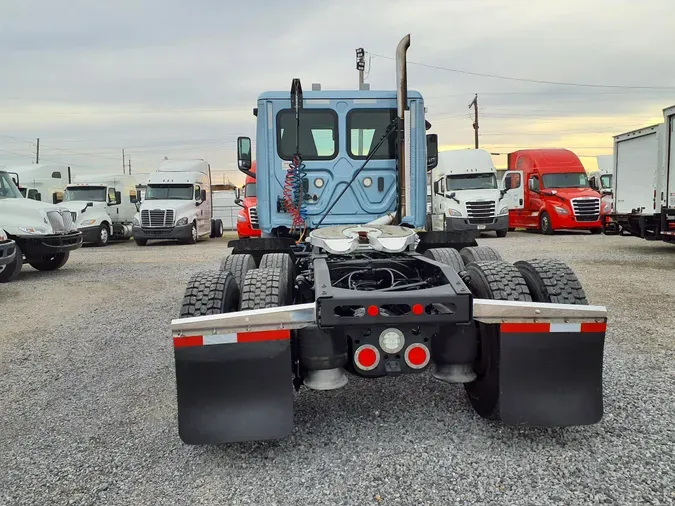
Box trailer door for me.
[615,127,659,215]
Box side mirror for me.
[115,191,122,204]
[87,202,94,208]
[589,178,599,191]
[445,191,457,201]
[237,136,255,178]
[426,134,438,170]
[201,189,207,202]
[35,192,41,201]
[528,179,537,192]
[234,187,241,200]
[135,201,141,212]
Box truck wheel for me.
[259,253,295,299]
[240,268,289,310]
[215,219,223,238]
[179,270,239,317]
[95,223,110,246]
[220,253,256,292]
[134,238,148,246]
[184,222,198,244]
[0,244,23,283]
[514,259,588,305]
[496,229,508,238]
[423,248,464,272]
[540,212,554,235]
[461,260,533,420]
[589,228,602,235]
[460,246,503,265]
[27,252,70,271]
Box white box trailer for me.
[660,105,675,242]
[603,123,664,239]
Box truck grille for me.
[141,209,175,227]
[249,206,259,229]
[571,197,600,222]
[46,210,75,233]
[466,201,495,224]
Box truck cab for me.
[0,170,83,282]
[61,174,139,246]
[429,149,509,238]
[502,149,603,235]
[8,164,71,204]
[133,158,223,245]
[234,161,261,239]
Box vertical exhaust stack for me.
[396,34,411,225]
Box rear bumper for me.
[13,231,83,256]
[133,223,193,241]
[0,239,16,266]
[445,215,508,232]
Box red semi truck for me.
[501,149,603,234]
[234,161,260,239]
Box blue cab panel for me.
[254,90,427,234]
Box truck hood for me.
[0,198,69,235]
[450,188,501,202]
[544,188,601,200]
[139,200,197,215]
[60,200,107,213]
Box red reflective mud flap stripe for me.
[173,335,204,348]
[173,330,291,347]
[580,322,607,333]
[237,330,290,343]
[500,323,550,333]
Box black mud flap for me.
[416,231,479,252]
[174,340,293,444]
[497,324,605,426]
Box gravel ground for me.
[1,231,674,506]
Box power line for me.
[370,53,675,90]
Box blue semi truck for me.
[169,35,609,445]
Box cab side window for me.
[505,173,521,189]
[108,188,117,203]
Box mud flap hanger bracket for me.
[170,300,607,337]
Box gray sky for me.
[1,0,673,184]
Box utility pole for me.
[127,157,132,175]
[356,48,366,155]
[35,138,40,163]
[469,94,479,149]
[122,149,126,175]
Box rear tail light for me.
[404,343,430,369]
[354,344,380,371]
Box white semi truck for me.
[0,170,83,283]
[602,123,664,238]
[133,158,223,246]
[7,163,71,203]
[427,148,508,238]
[61,174,140,246]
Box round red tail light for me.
[367,305,379,317]
[412,303,424,315]
[354,345,380,371]
[404,343,430,369]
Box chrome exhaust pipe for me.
[396,34,410,224]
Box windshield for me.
[446,173,497,191]
[542,173,589,189]
[0,172,24,199]
[244,182,256,198]
[63,186,106,202]
[145,184,194,200]
[600,174,612,189]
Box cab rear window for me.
[277,109,338,160]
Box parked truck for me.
[133,159,223,245]
[0,170,83,282]
[168,35,608,445]
[659,105,675,242]
[234,161,261,239]
[501,149,603,234]
[8,164,71,203]
[601,124,664,238]
[61,174,140,246]
[428,148,508,238]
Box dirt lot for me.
[1,231,674,506]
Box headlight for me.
[18,226,48,234]
[176,217,188,226]
[81,219,96,226]
[447,209,463,217]
[499,206,509,215]
[602,202,612,213]
[0,231,6,241]
[237,213,247,223]
[553,206,569,215]
[133,216,140,225]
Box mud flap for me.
[174,339,293,444]
[498,324,605,426]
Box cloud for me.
[1,0,673,184]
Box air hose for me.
[283,153,307,233]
